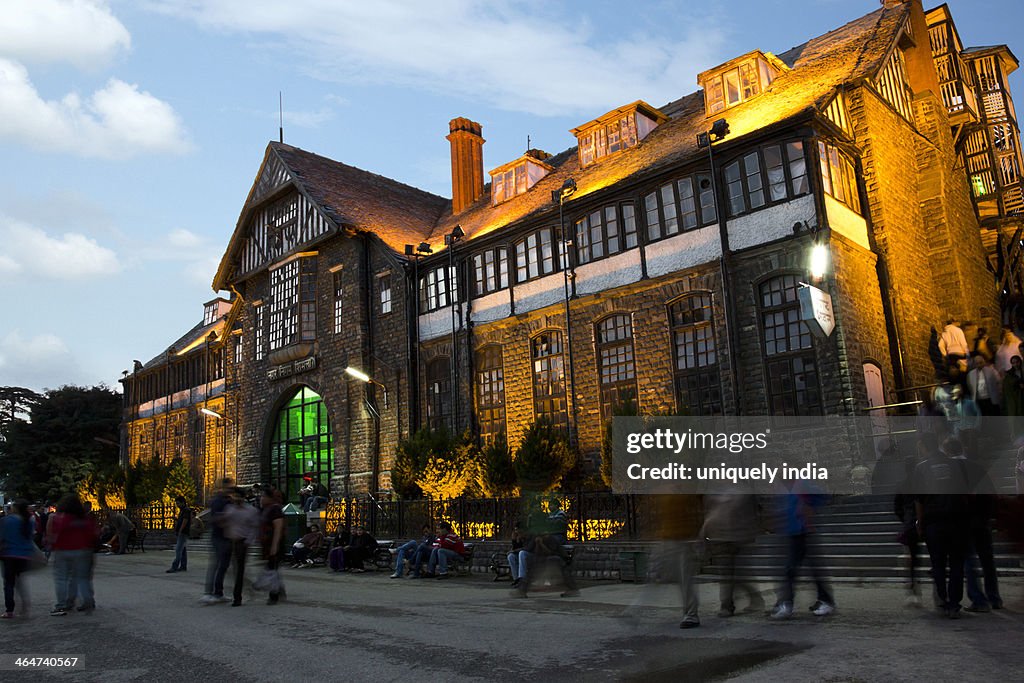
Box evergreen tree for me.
[513,421,573,493]
[162,458,197,504]
[476,435,518,498]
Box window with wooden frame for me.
[596,315,638,422]
[644,174,717,242]
[421,266,458,312]
[514,228,563,283]
[531,331,568,430]
[702,54,779,116]
[574,203,638,265]
[268,255,316,351]
[760,275,822,416]
[669,294,722,416]
[471,246,508,297]
[817,141,861,214]
[475,345,506,445]
[333,271,344,335]
[379,273,392,315]
[722,142,808,217]
[426,357,452,431]
[578,115,639,167]
[254,304,264,361]
[873,47,914,123]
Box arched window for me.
[475,345,505,444]
[596,315,638,421]
[268,386,332,503]
[531,331,568,429]
[759,275,822,415]
[669,294,722,415]
[426,357,452,431]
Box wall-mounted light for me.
[809,242,830,281]
[345,366,389,409]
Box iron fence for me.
[318,492,650,542]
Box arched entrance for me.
[268,386,332,503]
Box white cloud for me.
[0,254,22,275]
[0,0,131,68]
[0,216,121,279]
[0,330,82,392]
[167,228,203,249]
[145,1,726,116]
[0,58,191,158]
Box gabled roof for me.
[138,315,227,373]
[425,4,909,249]
[213,143,449,290]
[215,3,911,279]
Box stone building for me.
[122,0,1019,501]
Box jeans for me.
[2,557,28,613]
[170,534,188,571]
[507,550,529,582]
[924,522,969,611]
[427,548,461,575]
[965,524,1001,607]
[52,550,94,610]
[520,536,578,594]
[393,541,418,575]
[778,533,833,607]
[232,540,249,604]
[708,541,762,611]
[205,536,232,597]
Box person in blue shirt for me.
[1,500,36,619]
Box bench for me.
[389,541,475,576]
[490,545,575,581]
[125,529,147,553]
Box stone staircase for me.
[704,494,1024,583]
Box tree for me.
[125,457,170,507]
[0,385,121,502]
[0,386,41,429]
[513,421,574,493]
[391,428,456,498]
[476,435,518,498]
[162,458,197,504]
[416,440,479,499]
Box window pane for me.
[575,217,590,265]
[645,192,661,241]
[661,184,679,235]
[605,206,620,254]
[677,177,698,230]
[818,141,832,196]
[744,151,765,208]
[725,161,744,216]
[725,69,741,105]
[697,175,717,224]
[622,204,638,248]
[787,142,808,195]
[828,147,846,203]
[764,145,787,202]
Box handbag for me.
[252,568,282,593]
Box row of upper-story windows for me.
[415,138,854,303]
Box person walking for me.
[769,479,835,619]
[166,496,192,574]
[201,478,234,605]
[222,488,259,607]
[703,493,764,617]
[913,434,971,619]
[966,354,1001,417]
[47,494,99,616]
[1,500,35,619]
[259,487,286,605]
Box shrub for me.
[391,428,456,499]
[476,435,518,498]
[513,421,573,493]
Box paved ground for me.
[1,549,1023,681]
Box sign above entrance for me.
[798,284,835,338]
[268,355,318,381]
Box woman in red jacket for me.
[47,494,99,616]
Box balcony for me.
[940,79,979,125]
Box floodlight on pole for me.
[201,407,226,420]
[344,366,389,409]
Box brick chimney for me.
[447,117,485,215]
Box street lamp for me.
[697,118,741,415]
[345,366,389,409]
[445,224,465,432]
[200,407,227,420]
[404,241,433,432]
[555,177,579,450]
[809,242,830,281]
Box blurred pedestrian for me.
[769,480,834,619]
[1,500,35,619]
[913,434,971,618]
[259,487,286,605]
[222,488,259,607]
[703,493,764,617]
[201,478,234,605]
[106,510,134,555]
[966,354,1000,417]
[995,327,1022,375]
[47,494,99,616]
[166,496,192,574]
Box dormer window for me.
[490,150,553,205]
[699,51,785,116]
[571,101,668,168]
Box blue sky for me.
[1,0,1021,393]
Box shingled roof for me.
[215,3,909,284]
[425,4,908,249]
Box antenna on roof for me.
[527,134,531,151]
[279,91,284,143]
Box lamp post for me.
[445,225,465,433]
[199,407,230,504]
[404,241,433,433]
[554,178,579,450]
[345,364,390,496]
[697,118,741,415]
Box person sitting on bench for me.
[424,522,465,579]
[290,524,323,567]
[332,527,378,572]
[392,523,436,579]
